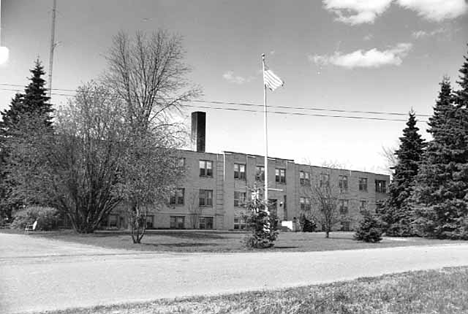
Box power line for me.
[0,86,429,122]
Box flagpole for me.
[262,53,268,205]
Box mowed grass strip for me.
[44,267,468,314]
[2,228,465,253]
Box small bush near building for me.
[243,189,279,249]
[11,206,60,231]
[354,210,383,243]
[299,213,316,232]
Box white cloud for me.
[222,71,254,84]
[322,0,467,24]
[323,0,393,24]
[412,27,445,38]
[397,0,468,21]
[309,43,413,69]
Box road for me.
[1,233,468,314]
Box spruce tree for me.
[413,60,468,239]
[380,111,425,236]
[0,60,53,220]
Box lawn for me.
[44,266,468,314]
[3,228,464,253]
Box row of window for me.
[169,216,214,229]
[197,160,386,193]
[299,197,367,213]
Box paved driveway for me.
[2,233,468,314]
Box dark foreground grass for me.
[43,266,468,314]
[2,228,464,253]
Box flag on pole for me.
[263,66,284,91]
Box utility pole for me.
[48,0,57,101]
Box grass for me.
[41,266,468,314]
[2,228,465,253]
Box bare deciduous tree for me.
[187,191,202,229]
[103,30,200,242]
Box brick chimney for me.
[191,111,206,152]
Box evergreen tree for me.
[380,111,425,236]
[413,65,468,239]
[354,210,383,243]
[0,60,52,134]
[0,60,53,220]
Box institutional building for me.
[103,112,389,231]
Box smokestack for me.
[191,111,206,152]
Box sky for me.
[1,0,467,174]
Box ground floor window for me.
[234,216,247,230]
[146,215,154,229]
[170,216,185,229]
[341,221,350,231]
[199,217,214,229]
[109,214,119,228]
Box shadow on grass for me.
[143,242,216,248]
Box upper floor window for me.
[234,191,247,207]
[199,189,213,207]
[339,199,349,215]
[169,188,184,205]
[320,173,330,187]
[275,168,286,184]
[300,171,310,185]
[339,175,348,192]
[234,163,246,180]
[359,177,368,192]
[300,197,311,211]
[199,160,213,177]
[255,166,265,181]
[375,180,387,193]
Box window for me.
[320,173,330,187]
[146,215,154,229]
[300,171,310,185]
[234,163,246,180]
[359,200,367,212]
[300,197,311,211]
[375,180,387,193]
[339,200,349,215]
[339,175,348,192]
[169,188,185,205]
[255,166,265,181]
[109,214,118,228]
[234,216,247,230]
[275,168,286,183]
[234,191,247,207]
[178,157,185,168]
[170,216,185,229]
[199,160,213,177]
[341,221,350,232]
[199,189,213,207]
[359,177,368,192]
[199,217,214,229]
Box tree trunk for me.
[325,230,330,238]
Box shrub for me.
[354,210,383,243]
[299,213,316,232]
[243,189,279,249]
[11,206,60,231]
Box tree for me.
[0,60,53,220]
[309,183,341,238]
[354,210,383,243]
[413,67,468,239]
[244,186,279,249]
[187,191,202,229]
[379,111,426,236]
[103,30,199,242]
